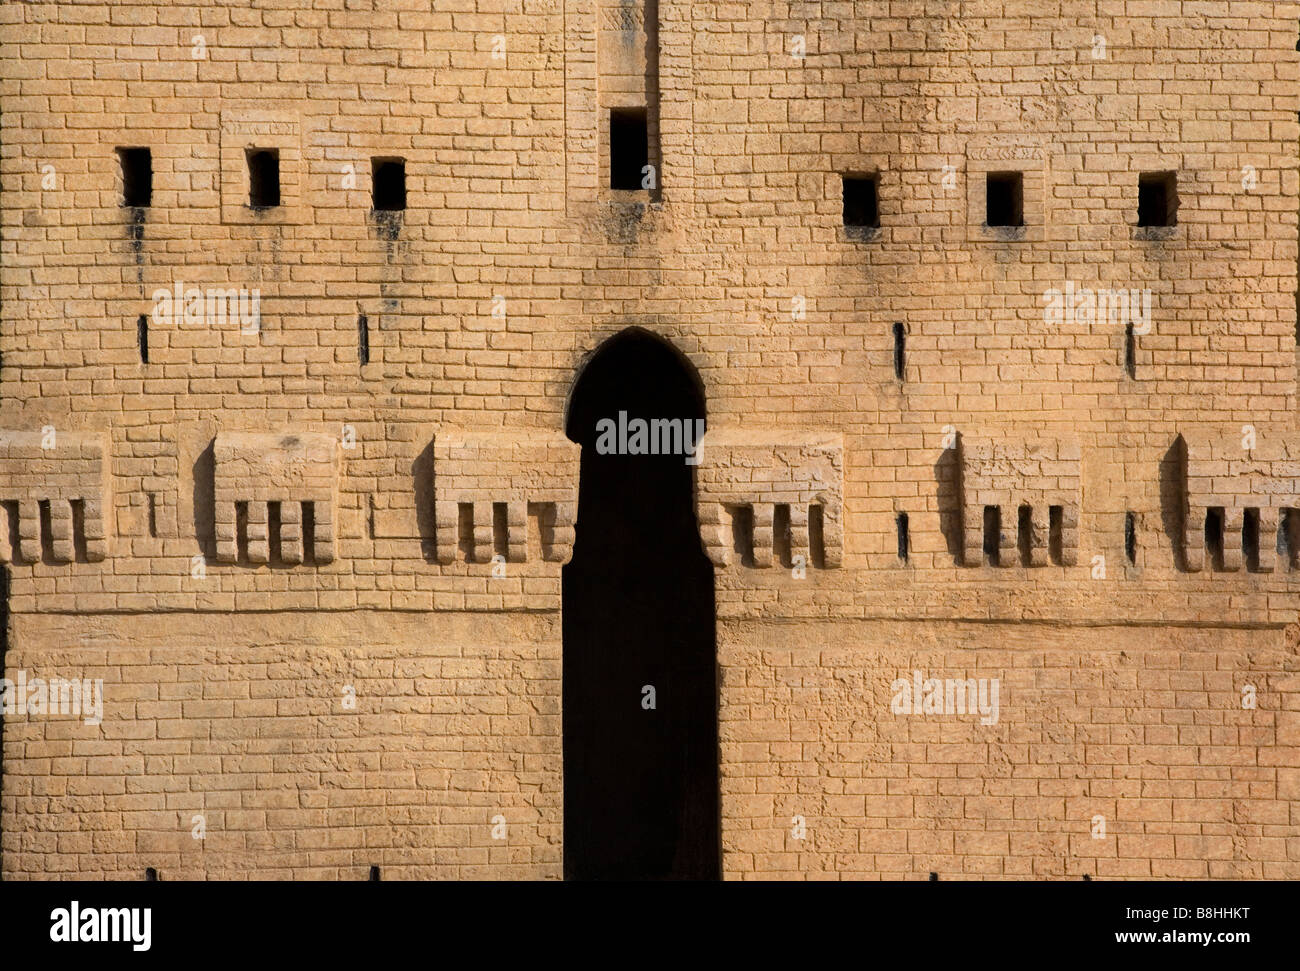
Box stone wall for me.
[1,0,1298,879]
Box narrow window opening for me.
[70,499,88,563]
[1137,172,1177,227]
[892,322,906,380]
[369,866,381,881]
[117,147,152,207]
[456,503,474,561]
[985,171,1023,227]
[808,504,826,569]
[896,512,909,563]
[1243,508,1260,571]
[145,867,159,881]
[302,501,317,565]
[609,108,649,191]
[982,505,1001,565]
[1049,506,1064,565]
[729,504,755,567]
[358,314,370,366]
[773,503,791,567]
[492,502,509,559]
[246,148,281,208]
[1124,323,1136,379]
[842,173,880,230]
[1124,511,1137,565]
[138,313,149,364]
[36,501,53,562]
[147,492,158,539]
[1017,505,1033,566]
[1204,507,1225,570]
[234,502,249,563]
[371,157,406,211]
[266,501,284,564]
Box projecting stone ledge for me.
[213,431,339,565]
[1182,429,1300,573]
[961,434,1081,568]
[693,428,844,569]
[0,429,110,563]
[432,430,579,565]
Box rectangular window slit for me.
[117,147,152,208]
[268,501,284,564]
[456,503,474,562]
[492,502,509,559]
[1243,508,1260,571]
[808,504,825,569]
[1124,323,1136,379]
[147,492,158,539]
[842,173,880,230]
[371,157,406,211]
[773,503,791,567]
[1137,171,1178,227]
[985,171,1023,227]
[235,501,249,562]
[609,107,649,191]
[1124,511,1137,565]
[138,313,149,364]
[302,501,317,564]
[246,148,281,208]
[358,314,370,366]
[896,512,909,563]
[892,322,905,380]
[1205,507,1225,570]
[728,504,755,567]
[982,505,1001,565]
[1017,504,1033,566]
[69,499,87,562]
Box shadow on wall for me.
[411,439,437,563]
[935,433,964,562]
[1160,435,1187,571]
[191,439,215,561]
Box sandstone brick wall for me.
[1,0,1298,879]
[3,611,561,880]
[719,620,1300,880]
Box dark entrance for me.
[562,328,720,880]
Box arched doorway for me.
[562,328,720,880]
